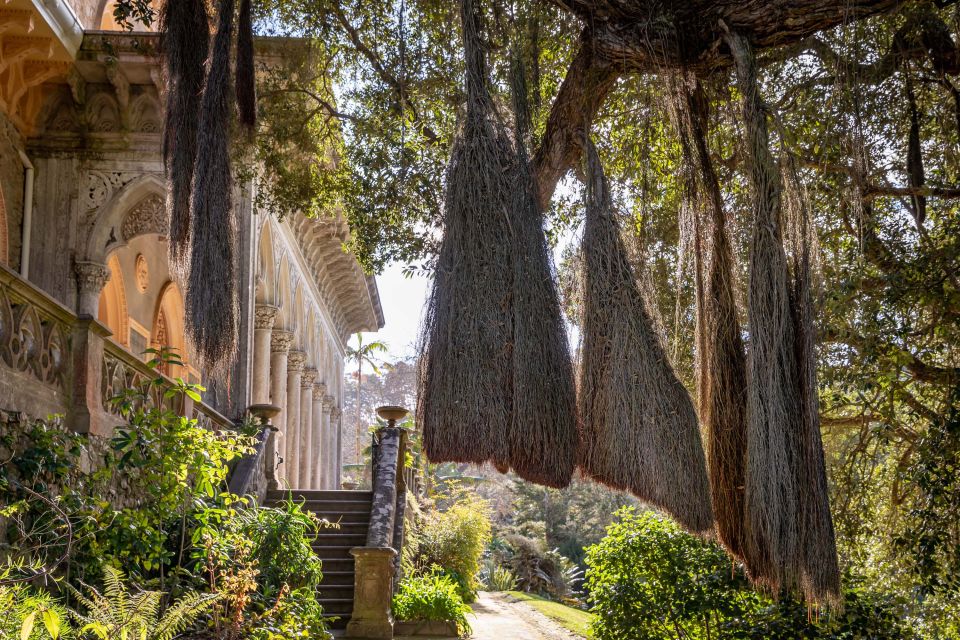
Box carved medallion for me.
[135,254,149,293]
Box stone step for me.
[321,522,369,536]
[296,499,373,513]
[312,545,355,560]
[275,489,373,502]
[325,614,351,630]
[320,558,355,572]
[318,597,355,615]
[314,533,367,547]
[318,583,355,599]
[320,570,355,586]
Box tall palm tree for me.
[346,333,388,464]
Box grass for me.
[504,591,594,638]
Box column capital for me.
[74,261,110,294]
[254,304,280,330]
[271,329,294,353]
[301,367,318,387]
[287,350,307,372]
[313,382,327,400]
[322,395,336,412]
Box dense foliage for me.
[0,353,333,639]
[392,571,472,637]
[585,508,915,639]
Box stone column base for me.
[345,547,397,639]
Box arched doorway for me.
[98,254,129,346]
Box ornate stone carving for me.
[323,395,336,413]
[287,350,306,373]
[314,382,327,400]
[254,305,279,330]
[0,284,68,390]
[270,330,293,353]
[74,261,110,295]
[81,171,153,214]
[301,368,318,388]
[135,254,149,293]
[121,194,166,240]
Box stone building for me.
[0,0,384,490]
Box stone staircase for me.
[265,489,373,630]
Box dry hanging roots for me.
[727,28,840,604]
[784,162,841,605]
[577,140,713,534]
[160,0,209,273]
[417,0,577,488]
[676,77,750,559]
[236,0,257,131]
[187,0,239,373]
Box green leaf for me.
[21,611,36,640]
[41,608,61,639]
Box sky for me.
[359,263,430,363]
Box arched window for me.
[98,254,129,346]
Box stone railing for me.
[347,416,411,640]
[0,263,73,417]
[0,262,233,437]
[100,340,234,433]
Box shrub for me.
[411,493,491,602]
[585,507,914,640]
[494,534,582,599]
[0,573,69,639]
[486,565,518,592]
[392,571,472,637]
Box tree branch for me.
[532,36,620,208]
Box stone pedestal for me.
[68,316,114,436]
[346,547,397,640]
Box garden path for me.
[467,591,582,640]
[392,591,582,640]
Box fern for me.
[68,567,218,640]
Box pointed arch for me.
[152,280,191,379]
[98,254,129,346]
[256,222,276,305]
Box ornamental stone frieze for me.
[120,194,166,240]
[81,171,163,219]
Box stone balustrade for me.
[0,261,232,435]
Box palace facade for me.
[0,0,383,490]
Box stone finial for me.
[74,261,110,294]
[314,382,328,400]
[287,350,307,372]
[254,304,279,330]
[270,329,294,353]
[301,367,318,387]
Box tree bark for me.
[532,37,620,209]
[550,0,904,73]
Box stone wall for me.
[0,111,25,272]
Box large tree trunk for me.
[531,0,905,205]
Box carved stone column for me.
[252,305,278,404]
[322,398,336,489]
[333,406,343,489]
[285,350,306,487]
[268,330,293,489]
[299,367,317,489]
[74,261,110,318]
[310,382,330,489]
